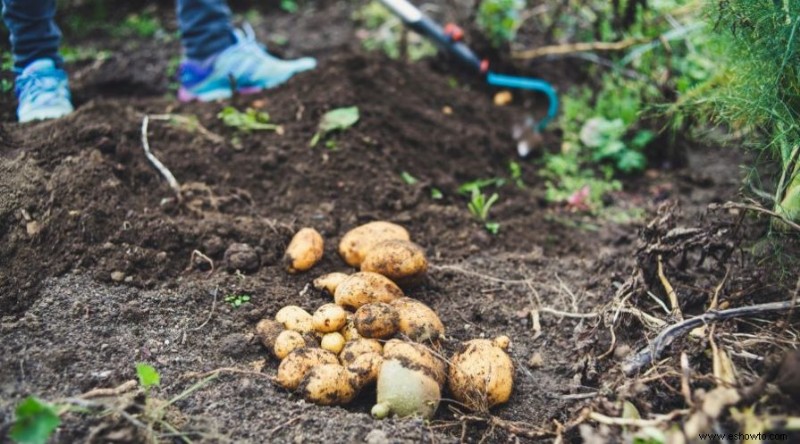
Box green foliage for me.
[224,294,251,308]
[509,161,525,188]
[218,107,281,132]
[458,177,506,194]
[60,46,111,64]
[400,171,419,185]
[476,0,525,47]
[10,397,61,444]
[353,1,437,61]
[310,106,360,147]
[467,188,501,234]
[136,363,161,390]
[280,0,299,13]
[1,79,12,93]
[117,12,161,38]
[430,188,443,199]
[2,52,13,71]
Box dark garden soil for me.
[1,1,800,443]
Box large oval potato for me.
[284,228,324,274]
[338,221,410,267]
[354,302,399,339]
[339,338,383,366]
[383,339,446,387]
[334,272,404,309]
[361,240,428,287]
[372,358,440,419]
[275,306,314,333]
[299,363,357,405]
[448,338,514,411]
[255,319,284,353]
[276,348,339,390]
[391,298,445,342]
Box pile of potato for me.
[256,221,514,419]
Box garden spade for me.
[378,0,558,154]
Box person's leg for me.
[2,0,63,69]
[176,0,235,61]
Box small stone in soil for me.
[224,243,260,272]
[110,271,126,282]
[528,352,544,368]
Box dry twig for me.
[512,38,649,60]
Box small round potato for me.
[354,302,400,339]
[313,272,349,296]
[338,221,410,267]
[448,339,514,411]
[321,332,346,354]
[347,352,384,389]
[255,319,284,353]
[284,227,324,274]
[391,298,445,342]
[312,303,348,333]
[493,335,511,351]
[339,338,383,366]
[340,313,361,341]
[276,348,339,390]
[275,306,314,333]
[372,358,440,419]
[334,272,404,309]
[383,339,446,387]
[361,240,428,287]
[299,364,357,406]
[274,330,307,359]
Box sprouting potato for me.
[340,312,361,341]
[299,363,357,406]
[273,330,307,360]
[383,339,446,387]
[312,303,348,333]
[284,227,324,273]
[313,272,349,296]
[255,318,284,353]
[276,348,339,390]
[275,305,314,333]
[391,298,445,342]
[360,239,428,287]
[321,332,346,354]
[354,302,399,339]
[339,338,383,366]
[338,221,410,267]
[334,272,404,309]
[371,358,440,419]
[448,338,514,411]
[347,352,383,390]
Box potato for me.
[383,339,446,387]
[372,358,440,419]
[321,332,346,354]
[354,302,399,339]
[347,352,383,390]
[313,272,349,296]
[312,303,348,333]
[448,339,514,411]
[275,306,313,333]
[361,240,428,287]
[391,298,445,342]
[334,272,404,309]
[255,319,284,353]
[299,363,357,406]
[340,313,361,341]
[276,348,339,390]
[284,228,324,273]
[273,330,307,360]
[493,335,511,351]
[339,338,383,366]
[339,221,410,267]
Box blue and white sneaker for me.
[178,25,316,102]
[15,59,74,123]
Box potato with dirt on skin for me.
[339,338,383,366]
[334,272,404,309]
[255,319,284,353]
[339,221,410,267]
[284,227,324,273]
[312,303,348,333]
[361,239,428,287]
[448,338,514,411]
[347,352,383,390]
[321,332,346,354]
[372,358,440,419]
[299,363,357,405]
[275,305,314,333]
[340,312,361,341]
[273,330,307,359]
[313,272,349,296]
[383,339,446,387]
[354,302,399,339]
[276,348,339,390]
[391,297,445,343]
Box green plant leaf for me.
[485,222,500,235]
[400,171,419,185]
[218,106,280,132]
[310,106,360,146]
[431,188,443,199]
[136,363,160,389]
[10,397,61,444]
[616,150,647,173]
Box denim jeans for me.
[2,0,236,70]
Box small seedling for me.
[136,362,161,393]
[400,171,419,185]
[485,222,500,235]
[467,189,501,234]
[280,0,299,13]
[224,294,251,308]
[218,106,282,132]
[1,79,12,93]
[310,106,360,147]
[458,178,506,195]
[430,188,443,199]
[509,161,524,188]
[10,397,62,444]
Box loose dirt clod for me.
[224,243,260,273]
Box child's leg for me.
[1,0,63,70]
[176,0,236,61]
